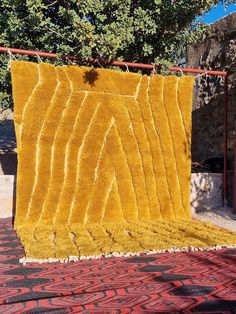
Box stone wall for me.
[0,108,17,175]
[188,12,236,168]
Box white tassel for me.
[19,244,236,264]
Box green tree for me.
[0,0,234,109]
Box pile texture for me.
[11,61,236,260]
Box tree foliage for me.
[0,0,235,109]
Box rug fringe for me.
[19,244,236,264]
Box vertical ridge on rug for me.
[27,67,61,224]
[176,76,194,216]
[11,61,39,225]
[146,76,176,219]
[135,76,163,220]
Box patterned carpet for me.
[1,218,236,313]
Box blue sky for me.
[201,3,236,23]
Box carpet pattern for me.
[1,219,236,313]
[11,61,236,260]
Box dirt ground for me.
[193,207,236,232]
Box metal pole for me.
[0,45,229,204]
[0,46,228,76]
[169,66,227,77]
[224,75,228,207]
[0,46,157,70]
[234,120,236,212]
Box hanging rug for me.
[11,61,236,263]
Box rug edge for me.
[19,244,236,264]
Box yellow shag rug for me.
[11,61,236,263]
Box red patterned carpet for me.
[0,219,236,313]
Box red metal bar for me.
[0,46,228,75]
[234,121,236,212]
[169,66,227,77]
[0,46,156,70]
[232,113,236,212]
[224,75,228,207]
[0,45,229,205]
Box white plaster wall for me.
[0,175,15,218]
[190,173,223,212]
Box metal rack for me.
[0,46,229,206]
